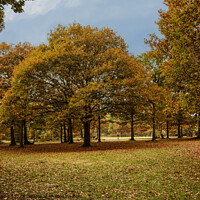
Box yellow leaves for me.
[145,0,199,116]
[1,23,155,130]
[0,42,34,102]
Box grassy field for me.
[0,138,199,199]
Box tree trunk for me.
[181,126,183,137]
[68,118,73,144]
[80,128,83,138]
[83,120,91,147]
[60,125,63,143]
[178,120,182,138]
[23,120,32,145]
[152,104,156,141]
[197,113,200,138]
[23,120,28,145]
[130,112,135,141]
[10,122,16,146]
[160,123,164,139]
[166,121,169,139]
[98,116,101,142]
[19,122,24,148]
[67,128,70,142]
[64,124,67,142]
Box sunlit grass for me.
[1,140,199,199]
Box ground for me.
[0,137,199,153]
[0,138,200,199]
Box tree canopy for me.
[0,0,199,146]
[10,23,147,146]
[145,0,200,137]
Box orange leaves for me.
[9,24,136,126]
[145,0,200,117]
[0,42,33,100]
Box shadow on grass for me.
[0,137,199,154]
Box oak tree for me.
[146,0,200,138]
[12,23,130,147]
[0,42,33,146]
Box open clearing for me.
[0,138,200,199]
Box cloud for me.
[2,0,166,56]
[5,0,62,21]
[64,0,105,9]
[65,0,82,8]
[24,0,62,16]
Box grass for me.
[0,139,199,199]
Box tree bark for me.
[80,128,83,138]
[98,116,101,142]
[23,120,28,145]
[130,112,135,141]
[152,104,156,141]
[60,125,63,143]
[178,120,182,138]
[19,122,24,148]
[68,118,73,144]
[160,123,164,139]
[10,122,16,146]
[166,121,169,139]
[67,128,70,141]
[23,120,33,145]
[83,120,91,147]
[64,124,67,142]
[197,113,200,138]
[181,126,183,137]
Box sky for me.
[1,0,166,56]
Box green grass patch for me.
[0,141,199,199]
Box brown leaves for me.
[0,138,198,154]
[0,138,199,199]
